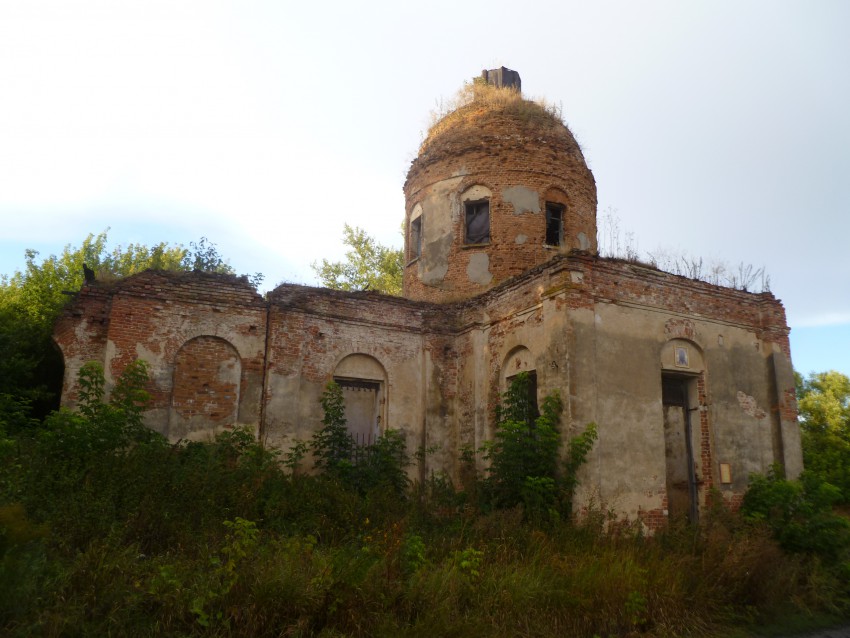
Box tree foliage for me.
[742,466,850,559]
[797,370,850,504]
[485,372,597,518]
[1,231,188,330]
[311,382,355,479]
[0,231,241,415]
[311,381,409,495]
[311,224,403,295]
[488,373,562,509]
[2,365,847,635]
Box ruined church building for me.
[55,69,801,528]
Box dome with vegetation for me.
[417,81,585,164]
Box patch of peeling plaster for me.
[737,391,767,419]
[577,232,590,250]
[503,186,540,215]
[136,342,161,361]
[467,252,493,285]
[421,233,452,285]
[104,340,118,384]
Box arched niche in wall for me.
[661,338,705,374]
[500,345,538,413]
[170,335,241,439]
[334,353,388,445]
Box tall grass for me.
[2,426,848,636]
[1,369,848,636]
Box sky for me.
[0,0,848,377]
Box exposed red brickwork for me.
[56,270,266,424]
[172,336,240,422]
[404,97,597,302]
[780,388,798,423]
[53,283,112,404]
[696,373,714,498]
[639,508,668,532]
[665,318,696,341]
[106,295,161,385]
[728,493,745,512]
[267,286,435,386]
[54,248,797,523]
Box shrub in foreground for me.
[1,364,849,636]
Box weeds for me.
[422,81,576,156]
[0,364,848,636]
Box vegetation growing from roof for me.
[598,208,773,293]
[421,81,571,154]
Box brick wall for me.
[172,336,240,423]
[54,255,798,524]
[55,270,266,438]
[404,101,598,302]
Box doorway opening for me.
[661,374,700,523]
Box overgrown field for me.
[2,366,849,637]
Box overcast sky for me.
[1,0,847,377]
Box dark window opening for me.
[545,202,564,246]
[410,216,422,260]
[465,200,490,244]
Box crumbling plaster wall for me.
[561,257,798,525]
[450,254,799,528]
[55,271,267,441]
[54,284,112,407]
[262,286,462,477]
[55,256,799,526]
[403,105,597,303]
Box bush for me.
[313,381,410,497]
[488,372,562,510]
[485,372,597,520]
[1,366,849,635]
[742,465,850,559]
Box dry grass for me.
[421,81,569,154]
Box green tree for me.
[797,370,850,503]
[0,231,188,332]
[311,381,410,495]
[742,465,850,558]
[485,372,597,518]
[487,372,562,511]
[311,224,403,295]
[312,381,354,479]
[0,231,240,416]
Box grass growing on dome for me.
[422,80,569,152]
